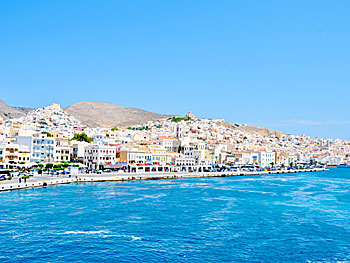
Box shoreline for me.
[0,168,327,192]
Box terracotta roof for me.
[167,151,179,154]
[157,136,177,140]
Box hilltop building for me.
[185,111,195,120]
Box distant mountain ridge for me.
[0,99,285,137]
[64,101,171,128]
[0,100,33,119]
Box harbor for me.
[0,167,327,192]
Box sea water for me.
[0,169,349,262]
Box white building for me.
[18,145,31,163]
[0,142,20,168]
[16,134,56,163]
[258,151,276,167]
[71,141,90,163]
[185,111,195,120]
[156,136,179,152]
[175,157,196,166]
[84,144,116,168]
[175,124,183,138]
[54,145,72,162]
[119,149,152,164]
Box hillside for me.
[0,99,287,137]
[218,120,286,137]
[237,125,286,137]
[64,101,170,128]
[0,100,33,119]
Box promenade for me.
[0,168,327,192]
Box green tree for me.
[71,133,93,143]
[41,131,52,137]
[171,117,190,123]
[46,163,54,169]
[111,127,118,132]
[53,164,62,169]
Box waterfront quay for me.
[0,168,326,192]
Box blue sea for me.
[1,169,350,262]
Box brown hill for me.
[64,101,170,128]
[237,125,286,137]
[218,120,286,137]
[0,100,33,119]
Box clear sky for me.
[1,0,350,139]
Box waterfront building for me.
[119,148,152,164]
[0,142,19,167]
[71,141,90,163]
[54,145,72,162]
[258,151,276,167]
[18,146,31,163]
[148,145,172,165]
[175,157,196,166]
[15,134,55,163]
[84,144,116,168]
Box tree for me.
[281,163,285,168]
[71,133,93,143]
[53,164,62,169]
[270,162,275,168]
[289,162,294,167]
[46,163,54,169]
[111,128,118,132]
[171,117,189,123]
[41,131,52,137]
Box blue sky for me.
[1,0,350,139]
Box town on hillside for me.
[0,103,348,174]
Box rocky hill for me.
[64,101,170,128]
[237,125,285,137]
[0,100,33,119]
[218,120,286,137]
[0,99,286,137]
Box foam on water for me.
[61,230,109,235]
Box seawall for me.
[0,168,327,192]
